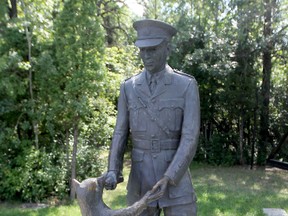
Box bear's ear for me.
[73,179,80,189]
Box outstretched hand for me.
[147,176,170,202]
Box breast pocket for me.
[159,99,184,131]
[128,103,147,132]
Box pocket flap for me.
[128,102,145,110]
[159,99,184,110]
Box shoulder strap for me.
[173,69,195,79]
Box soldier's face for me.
[139,42,169,74]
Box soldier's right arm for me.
[105,82,129,189]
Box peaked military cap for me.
[133,19,177,48]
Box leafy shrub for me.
[19,147,68,202]
[0,144,67,202]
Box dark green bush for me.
[195,134,237,166]
[0,144,67,202]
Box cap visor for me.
[135,38,164,48]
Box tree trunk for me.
[251,106,257,169]
[20,0,39,148]
[258,0,274,165]
[70,118,79,201]
[9,0,17,19]
[239,111,244,165]
[66,128,70,174]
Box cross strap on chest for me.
[132,86,171,136]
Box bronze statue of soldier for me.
[104,19,200,216]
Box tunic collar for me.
[143,64,172,85]
[146,67,166,84]
[135,64,173,86]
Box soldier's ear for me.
[166,43,172,60]
[166,42,172,55]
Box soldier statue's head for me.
[133,19,177,74]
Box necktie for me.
[149,76,157,94]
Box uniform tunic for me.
[108,65,200,207]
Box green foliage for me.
[0,142,67,201]
[196,134,238,166]
[54,0,106,120]
[164,0,288,165]
[270,57,288,161]
[18,148,67,201]
[105,45,142,78]
[0,0,122,202]
[97,0,133,45]
[76,145,107,180]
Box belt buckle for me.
[151,139,160,153]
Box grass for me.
[0,202,81,216]
[0,163,287,216]
[192,164,288,216]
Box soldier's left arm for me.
[164,77,200,185]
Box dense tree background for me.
[0,0,287,202]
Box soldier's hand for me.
[148,176,170,201]
[104,171,118,190]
